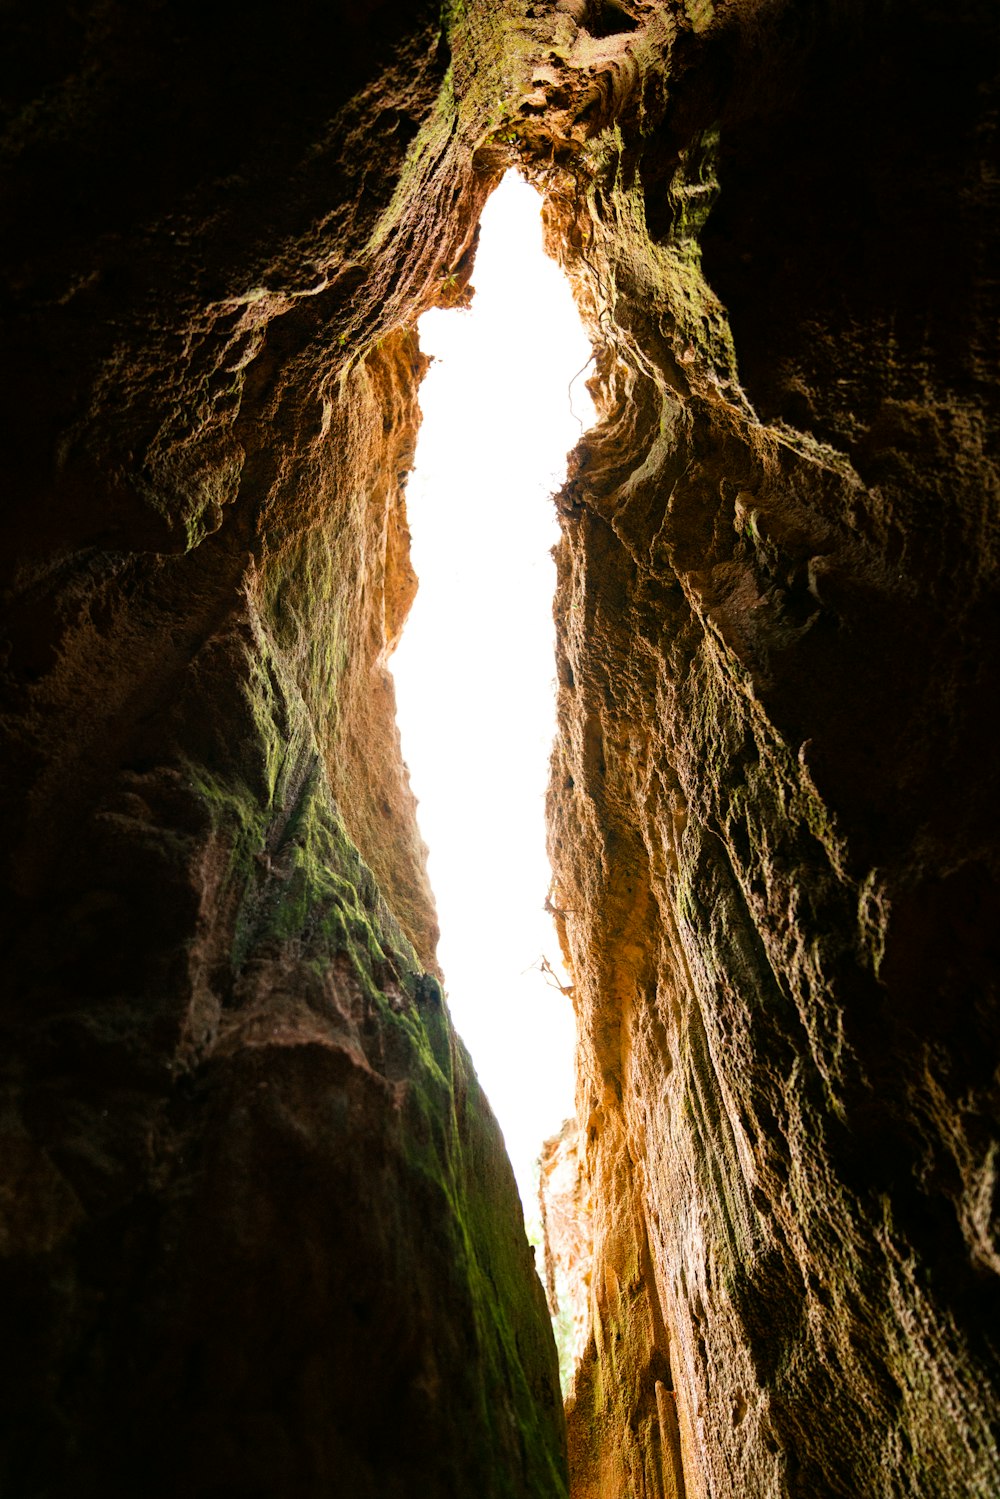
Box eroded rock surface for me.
[0,3,569,1494]
[533,2,1000,1496]
[540,1117,593,1377]
[2,0,998,1495]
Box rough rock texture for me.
[3,1,999,1496]
[540,1116,593,1374]
[534,2,1000,1496]
[0,4,570,1495]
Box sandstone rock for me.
[2,0,998,1495]
[540,1117,593,1378]
[0,2,568,1493]
[537,1,1000,1495]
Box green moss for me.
[449,1053,569,1497]
[683,0,715,34]
[176,593,566,1485]
[364,64,458,262]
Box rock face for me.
[2,0,998,1496]
[534,2,1000,1496]
[0,3,569,1494]
[540,1117,593,1378]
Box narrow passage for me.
[390,170,595,1207]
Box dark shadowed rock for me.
[536,2,1000,1494]
[0,3,567,1494]
[2,0,998,1496]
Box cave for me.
[1,3,997,1498]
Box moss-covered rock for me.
[0,1,570,1493]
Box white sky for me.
[390,171,596,1208]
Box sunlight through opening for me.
[390,171,596,1210]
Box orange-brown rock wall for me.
[534,2,1000,1495]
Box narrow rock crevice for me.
[1,1,997,1496]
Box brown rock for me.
[539,1,1000,1494]
[2,0,998,1495]
[540,1117,593,1377]
[0,2,568,1494]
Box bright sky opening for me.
[390,170,596,1209]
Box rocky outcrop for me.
[2,0,998,1495]
[0,3,569,1494]
[534,2,1000,1496]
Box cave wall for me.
[0,3,571,1494]
[3,0,998,1496]
[531,2,1000,1496]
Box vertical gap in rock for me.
[390,169,594,1239]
